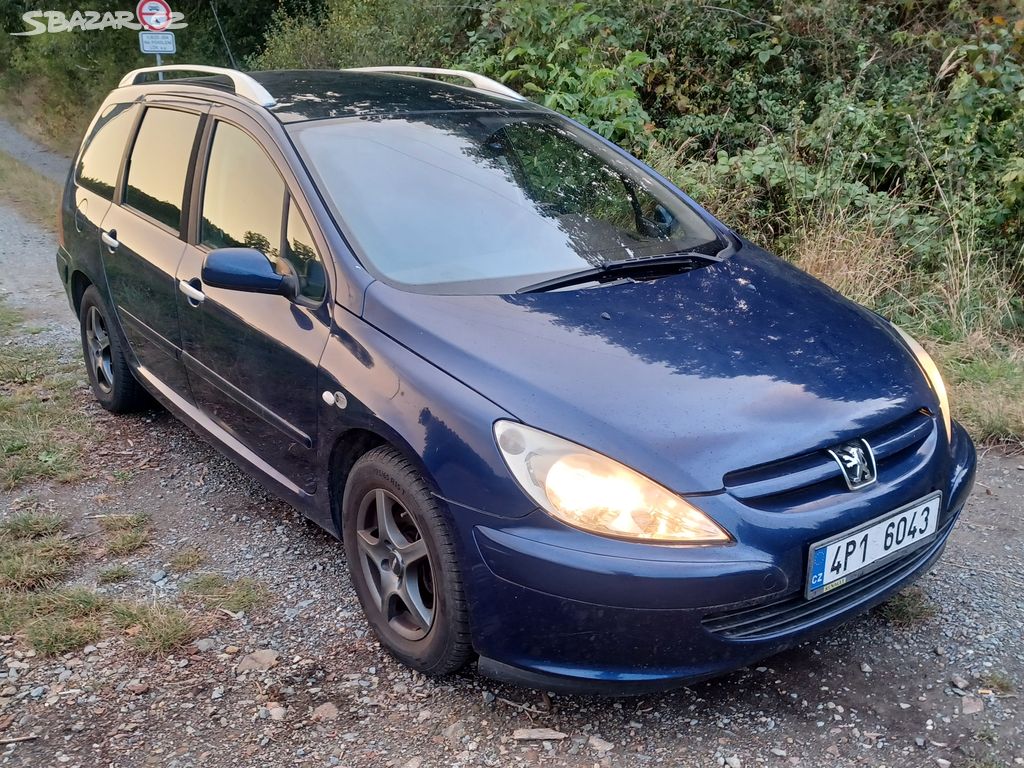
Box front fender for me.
[314,306,534,533]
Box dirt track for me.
[0,129,1022,767]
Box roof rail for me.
[347,66,523,100]
[118,65,276,108]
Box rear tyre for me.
[79,285,148,413]
[342,446,472,675]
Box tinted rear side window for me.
[124,107,199,231]
[76,103,137,198]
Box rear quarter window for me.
[75,103,137,198]
[123,107,200,231]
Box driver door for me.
[175,114,332,494]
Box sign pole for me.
[156,52,163,79]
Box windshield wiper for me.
[516,250,722,294]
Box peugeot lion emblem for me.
[828,439,878,490]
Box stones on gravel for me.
[236,649,279,672]
[311,702,339,722]
[859,662,873,673]
[960,696,984,715]
[513,727,568,741]
[194,637,217,652]
[950,673,970,690]
[150,569,167,583]
[588,735,614,753]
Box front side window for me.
[284,200,326,302]
[294,112,722,294]
[201,122,284,261]
[76,103,137,198]
[124,107,199,230]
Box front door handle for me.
[100,229,119,250]
[178,279,206,304]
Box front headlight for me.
[493,420,730,544]
[890,324,951,440]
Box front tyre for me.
[342,446,472,676]
[79,285,148,413]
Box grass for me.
[168,547,206,574]
[0,534,80,590]
[0,510,201,657]
[111,601,204,654]
[0,301,93,490]
[980,671,1015,694]
[183,573,267,613]
[1,510,64,539]
[876,586,937,628]
[0,585,105,655]
[25,616,101,656]
[0,150,61,230]
[99,514,152,556]
[97,563,133,584]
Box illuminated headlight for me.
[891,324,952,440]
[493,421,730,544]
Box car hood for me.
[362,246,935,493]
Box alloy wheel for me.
[354,488,435,641]
[85,305,113,394]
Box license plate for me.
[805,492,941,599]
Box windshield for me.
[293,111,723,294]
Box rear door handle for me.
[100,229,119,250]
[178,279,206,304]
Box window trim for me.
[193,115,329,309]
[120,103,205,239]
[283,195,328,306]
[74,102,139,201]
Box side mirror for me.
[201,248,296,300]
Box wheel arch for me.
[327,425,444,536]
[70,270,94,317]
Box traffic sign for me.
[136,0,172,32]
[139,31,176,55]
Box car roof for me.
[120,69,539,124]
[255,70,537,123]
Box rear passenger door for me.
[100,102,204,402]
[175,113,333,495]
[64,102,138,300]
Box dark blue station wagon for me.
[57,65,976,693]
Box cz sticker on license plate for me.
[806,492,941,599]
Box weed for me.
[168,547,206,574]
[184,573,266,613]
[876,586,937,628]
[1,511,64,539]
[25,616,101,655]
[0,535,80,590]
[981,671,1015,694]
[97,564,133,584]
[98,513,151,556]
[105,528,151,556]
[97,513,150,532]
[111,601,203,655]
[0,305,93,489]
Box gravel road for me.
[0,116,71,185]
[0,132,1022,767]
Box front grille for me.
[701,513,955,640]
[723,410,936,512]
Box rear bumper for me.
[461,421,975,695]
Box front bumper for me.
[457,421,976,694]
